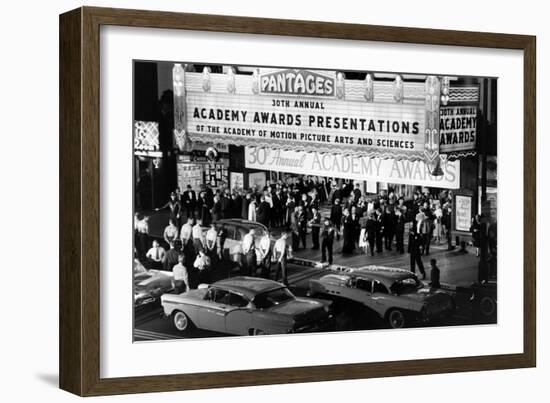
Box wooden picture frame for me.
[59,6,536,396]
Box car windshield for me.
[389,276,422,295]
[253,287,295,309]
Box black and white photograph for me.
[132,61,498,341]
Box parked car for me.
[161,276,333,335]
[308,265,455,329]
[213,219,275,268]
[134,259,174,308]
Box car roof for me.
[212,276,283,299]
[214,219,268,231]
[327,265,414,285]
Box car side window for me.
[373,281,388,294]
[213,289,231,305]
[235,228,247,241]
[228,292,249,308]
[355,278,373,293]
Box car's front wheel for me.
[251,328,267,336]
[172,310,193,333]
[387,309,407,329]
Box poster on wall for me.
[230,171,244,191]
[455,194,473,232]
[248,171,266,190]
[177,160,203,191]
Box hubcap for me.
[480,297,496,316]
[390,311,405,328]
[174,312,188,331]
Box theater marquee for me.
[173,65,480,164]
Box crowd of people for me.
[134,175,496,292]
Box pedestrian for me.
[330,198,343,241]
[341,208,355,255]
[358,211,369,254]
[434,204,443,244]
[193,249,211,285]
[242,192,252,220]
[365,212,377,257]
[155,192,182,228]
[192,219,204,254]
[145,239,166,270]
[180,217,193,247]
[220,189,231,219]
[172,254,190,293]
[211,195,222,222]
[284,193,295,228]
[256,233,271,278]
[296,205,308,250]
[383,207,395,251]
[248,197,258,222]
[309,206,321,250]
[375,209,384,253]
[242,229,257,276]
[408,228,426,279]
[163,218,179,246]
[135,213,149,261]
[470,214,482,256]
[257,195,271,226]
[205,223,218,260]
[198,191,212,227]
[183,184,197,219]
[394,209,406,254]
[273,232,292,285]
[418,209,432,255]
[163,241,180,271]
[321,219,335,265]
[217,224,227,261]
[429,258,441,288]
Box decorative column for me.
[172,63,188,152]
[424,75,441,173]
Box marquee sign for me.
[439,105,478,154]
[185,91,425,159]
[245,146,460,189]
[172,66,480,163]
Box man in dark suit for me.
[256,195,271,226]
[220,190,231,219]
[183,184,196,218]
[394,209,406,254]
[408,228,426,279]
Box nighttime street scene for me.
[133,61,498,341]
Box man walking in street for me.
[321,218,335,265]
[394,209,406,254]
[172,254,190,293]
[309,206,321,250]
[408,228,426,279]
[192,219,204,254]
[242,229,256,276]
[273,232,292,286]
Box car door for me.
[370,280,390,316]
[224,292,253,335]
[198,287,234,333]
[346,277,374,309]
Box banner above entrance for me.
[245,147,460,189]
